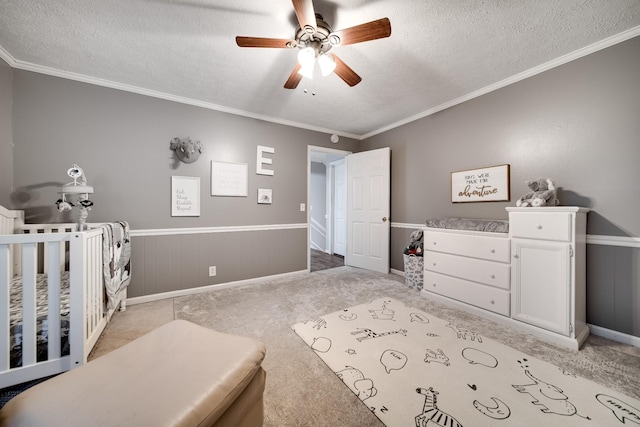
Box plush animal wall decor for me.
[516,178,560,207]
[170,137,203,164]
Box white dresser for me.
[421,207,589,350]
[423,229,510,316]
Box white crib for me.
[0,204,128,388]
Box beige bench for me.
[0,320,266,427]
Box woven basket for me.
[403,254,424,290]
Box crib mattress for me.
[9,273,71,368]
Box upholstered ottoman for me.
[0,320,267,427]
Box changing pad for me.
[425,217,509,233]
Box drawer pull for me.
[490,299,495,305]
[513,254,519,259]
[536,224,543,230]
[491,274,495,279]
[433,262,437,266]
[490,249,495,253]
[432,283,437,287]
[432,241,437,245]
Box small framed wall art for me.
[171,176,200,216]
[451,164,510,203]
[258,188,272,204]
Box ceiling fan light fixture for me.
[297,46,316,68]
[318,53,336,76]
[298,63,315,79]
[235,0,391,90]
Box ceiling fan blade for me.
[332,54,362,87]
[330,17,391,46]
[284,63,303,89]
[236,36,294,48]
[292,0,317,33]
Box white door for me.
[511,239,571,335]
[346,147,391,273]
[332,159,347,256]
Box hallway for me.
[310,249,344,272]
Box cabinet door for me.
[511,239,571,335]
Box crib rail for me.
[0,228,105,388]
[14,223,78,277]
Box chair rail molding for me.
[130,223,307,237]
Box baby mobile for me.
[55,164,94,230]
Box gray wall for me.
[9,70,361,296]
[11,71,361,228]
[0,58,12,207]
[366,36,640,338]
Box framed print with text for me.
[451,164,510,202]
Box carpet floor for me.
[3,266,639,426]
[171,267,639,426]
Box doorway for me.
[308,146,349,272]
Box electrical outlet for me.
[208,266,216,277]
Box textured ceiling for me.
[1,1,639,139]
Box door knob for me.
[382,217,388,222]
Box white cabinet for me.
[507,207,589,348]
[510,239,571,334]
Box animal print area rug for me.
[292,297,640,427]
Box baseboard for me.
[588,324,640,348]
[126,270,309,306]
[390,268,404,276]
[126,268,640,349]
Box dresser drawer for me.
[424,251,510,290]
[424,230,509,263]
[509,212,572,241]
[423,271,510,316]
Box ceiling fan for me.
[236,0,391,89]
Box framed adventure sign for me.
[451,164,510,203]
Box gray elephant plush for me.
[516,178,559,207]
[170,137,203,164]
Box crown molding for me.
[2,25,639,141]
[362,25,640,139]
[0,47,360,140]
